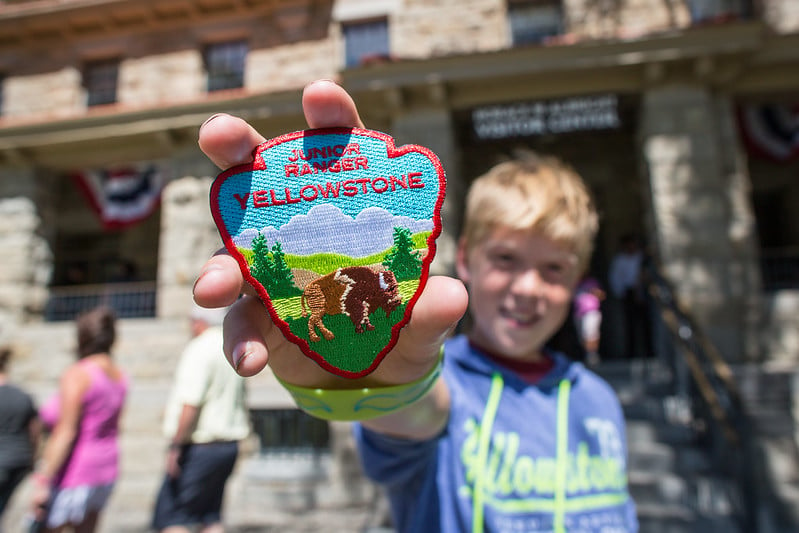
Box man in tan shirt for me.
[151,305,250,533]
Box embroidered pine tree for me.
[269,241,300,297]
[383,227,422,281]
[250,234,273,288]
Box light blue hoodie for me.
[354,334,638,533]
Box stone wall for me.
[119,50,205,106]
[2,68,83,120]
[392,0,507,58]
[566,0,691,39]
[8,0,798,124]
[761,292,799,365]
[157,175,222,319]
[639,86,762,363]
[248,39,339,93]
[0,167,54,327]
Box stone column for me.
[391,106,462,276]
[638,86,761,363]
[0,167,54,329]
[157,175,222,318]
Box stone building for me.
[1,0,798,530]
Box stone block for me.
[4,68,82,118]
[248,40,337,93]
[119,50,204,105]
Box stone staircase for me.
[735,365,799,532]
[595,359,746,533]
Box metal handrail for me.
[645,263,757,530]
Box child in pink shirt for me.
[574,276,605,366]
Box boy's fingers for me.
[369,276,468,385]
[303,80,365,129]
[222,296,271,377]
[198,81,362,171]
[193,254,247,309]
[406,276,469,346]
[198,113,266,170]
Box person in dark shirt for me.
[0,345,40,520]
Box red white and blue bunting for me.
[72,164,165,230]
[738,103,799,162]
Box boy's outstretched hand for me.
[193,80,468,400]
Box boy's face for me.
[457,227,581,361]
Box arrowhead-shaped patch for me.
[211,128,445,378]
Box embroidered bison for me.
[300,266,402,342]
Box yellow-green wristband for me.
[277,346,444,421]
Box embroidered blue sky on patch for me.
[211,127,446,378]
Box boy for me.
[354,154,637,532]
[193,80,637,532]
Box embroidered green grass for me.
[283,303,409,374]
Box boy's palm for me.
[193,80,468,389]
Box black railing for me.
[645,264,758,531]
[45,281,157,321]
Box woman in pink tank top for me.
[31,306,128,532]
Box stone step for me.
[626,419,659,442]
[628,440,676,472]
[635,501,696,528]
[628,470,688,505]
[637,514,742,533]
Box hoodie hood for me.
[444,334,583,390]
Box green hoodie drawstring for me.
[471,372,505,533]
[472,373,572,533]
[554,378,572,533]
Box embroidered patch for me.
[211,128,446,378]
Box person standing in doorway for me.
[608,233,651,359]
[151,305,250,533]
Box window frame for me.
[83,58,120,107]
[204,39,249,92]
[250,408,331,457]
[342,17,390,68]
[507,0,564,46]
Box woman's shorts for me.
[46,483,114,528]
[576,309,602,343]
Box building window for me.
[688,0,752,23]
[508,1,563,46]
[84,59,119,107]
[248,408,330,481]
[205,40,248,92]
[343,18,389,68]
[251,408,330,455]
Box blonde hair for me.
[461,151,598,270]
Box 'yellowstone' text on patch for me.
[232,173,425,210]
